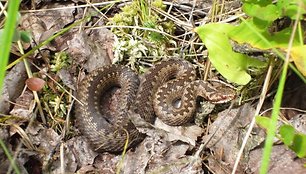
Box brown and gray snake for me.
[75,59,236,152]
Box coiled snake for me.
[75,59,236,152]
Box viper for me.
[75,59,236,152]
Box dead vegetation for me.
[0,0,305,174]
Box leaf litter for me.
[0,1,305,174]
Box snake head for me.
[206,84,236,104]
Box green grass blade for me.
[0,0,20,91]
[259,7,302,174]
[0,0,20,174]
[0,139,20,174]
[259,62,287,174]
[0,2,21,174]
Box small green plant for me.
[108,0,175,70]
[195,0,305,173]
[280,125,306,158]
[51,52,71,72]
[256,116,306,158]
[41,52,72,131]
[195,0,306,85]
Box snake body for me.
[76,59,235,152]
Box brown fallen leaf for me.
[10,90,34,120]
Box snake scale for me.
[75,59,236,152]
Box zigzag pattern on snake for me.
[75,59,236,152]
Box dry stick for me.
[0,1,8,16]
[164,0,173,21]
[83,0,117,30]
[91,25,203,45]
[11,124,36,150]
[59,88,74,141]
[152,7,195,38]
[85,0,108,20]
[17,41,46,124]
[6,84,44,173]
[179,0,196,57]
[203,60,211,81]
[152,7,193,30]
[78,1,89,33]
[216,11,245,24]
[231,61,274,174]
[219,0,226,22]
[60,143,65,174]
[260,107,306,116]
[162,1,210,13]
[6,95,43,174]
[202,2,215,81]
[63,98,74,138]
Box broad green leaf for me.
[229,19,300,50]
[291,134,306,158]
[279,124,295,146]
[243,3,280,22]
[195,23,266,85]
[291,45,306,76]
[255,116,271,130]
[277,0,306,19]
[252,17,270,30]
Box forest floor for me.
[0,0,305,174]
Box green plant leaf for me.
[241,0,273,6]
[229,19,300,50]
[255,116,271,130]
[291,134,306,158]
[291,45,306,76]
[243,3,280,22]
[195,23,266,85]
[277,0,306,19]
[279,124,295,146]
[279,124,306,158]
